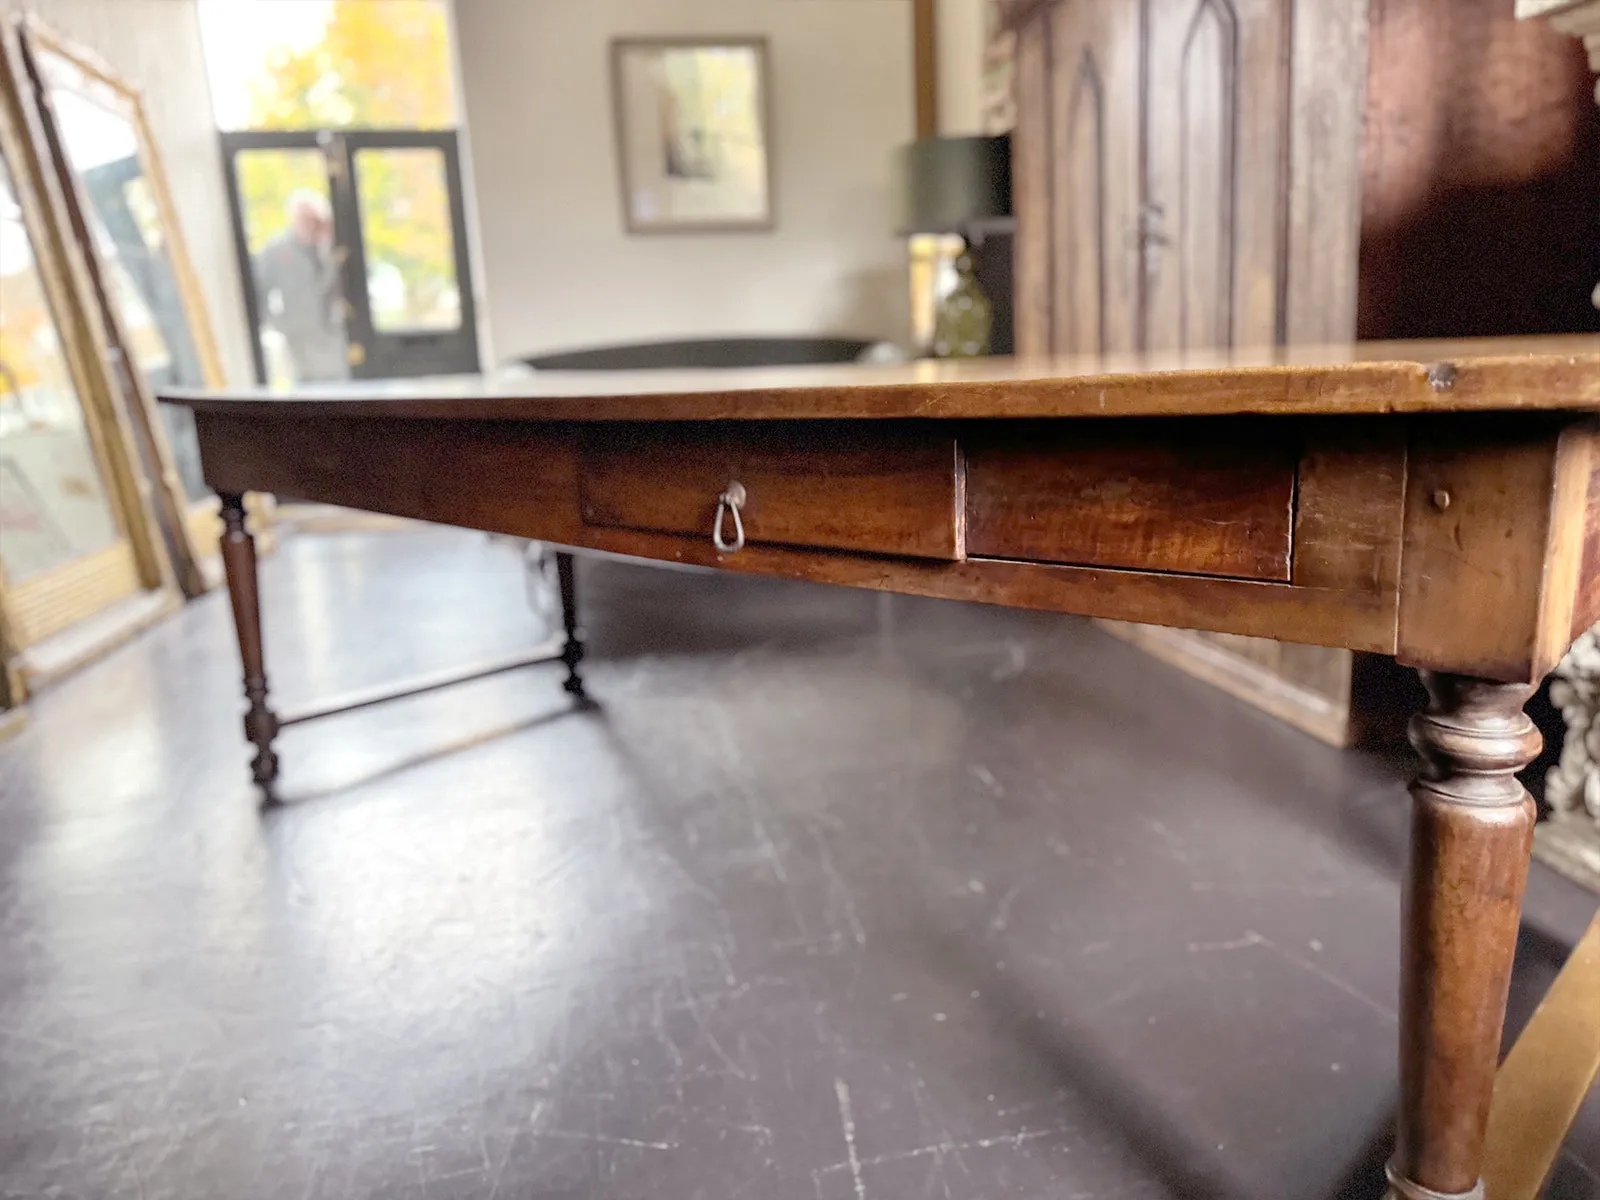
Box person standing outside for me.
[253,190,350,383]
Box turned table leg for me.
[555,550,586,698]
[1387,671,1541,1200]
[218,493,280,786]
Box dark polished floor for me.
[2,526,1597,1200]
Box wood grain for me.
[1292,422,1408,594]
[184,380,1600,681]
[1012,8,1052,356]
[1397,416,1590,682]
[913,0,937,138]
[1282,0,1369,345]
[161,336,1600,423]
[217,494,277,786]
[1011,0,1369,351]
[1142,0,1290,352]
[1050,0,1141,354]
[964,420,1296,580]
[1395,673,1541,1198]
[195,414,586,544]
[1003,0,1374,747]
[579,423,961,561]
[191,410,1400,654]
[576,527,1398,654]
[1359,0,1600,341]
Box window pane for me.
[234,149,350,385]
[353,147,460,333]
[199,0,455,131]
[0,156,121,583]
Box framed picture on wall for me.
[610,37,773,233]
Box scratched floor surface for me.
[1,526,1596,1200]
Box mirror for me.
[31,45,215,503]
[0,148,121,583]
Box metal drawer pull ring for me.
[713,481,746,553]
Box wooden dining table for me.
[163,334,1600,1200]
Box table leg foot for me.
[555,550,586,698]
[219,493,281,787]
[1389,671,1540,1200]
[1384,1163,1485,1200]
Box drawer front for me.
[963,422,1297,580]
[580,422,961,560]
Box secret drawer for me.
[579,422,962,560]
[962,421,1298,581]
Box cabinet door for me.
[1014,0,1142,355]
[1008,0,1371,745]
[1141,0,1290,352]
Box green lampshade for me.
[895,135,1011,236]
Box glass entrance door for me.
[222,129,479,384]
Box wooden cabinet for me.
[1013,0,1368,359]
[1017,0,1303,355]
[1006,0,1600,744]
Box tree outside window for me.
[200,0,457,329]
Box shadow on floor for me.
[261,698,596,808]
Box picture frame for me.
[0,19,183,695]
[17,16,232,596]
[610,37,774,234]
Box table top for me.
[160,335,1600,422]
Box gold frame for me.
[0,22,181,698]
[16,17,232,597]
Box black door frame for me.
[220,128,481,382]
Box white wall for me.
[454,0,914,360]
[936,0,986,137]
[3,0,255,385]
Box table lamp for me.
[895,136,1013,357]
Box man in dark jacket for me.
[253,190,349,383]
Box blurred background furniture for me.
[896,133,1014,356]
[518,336,892,372]
[1002,0,1600,748]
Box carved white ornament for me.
[1547,628,1600,824]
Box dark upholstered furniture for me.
[517,336,881,372]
